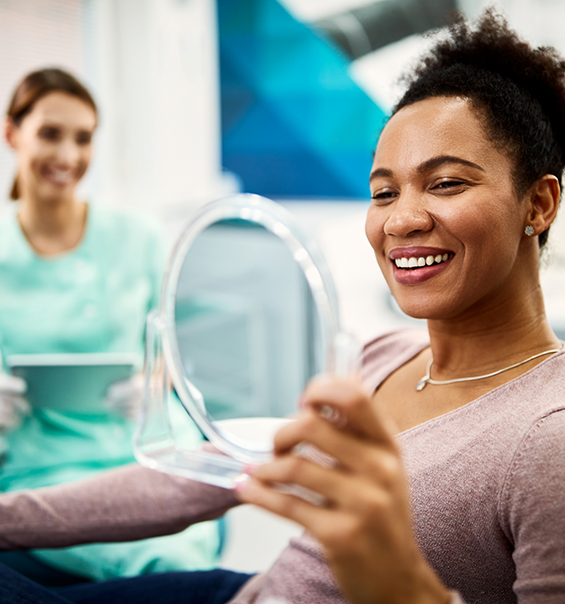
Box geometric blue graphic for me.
[218,0,388,198]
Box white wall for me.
[0,0,228,213]
[0,0,86,205]
[85,0,229,212]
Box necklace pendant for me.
[415,377,428,392]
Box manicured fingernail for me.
[233,474,250,493]
[244,463,258,475]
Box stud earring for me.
[525,225,535,236]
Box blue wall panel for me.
[218,0,387,198]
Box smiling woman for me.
[236,8,565,604]
[0,69,222,585]
[5,70,96,205]
[5,91,95,254]
[8,91,94,201]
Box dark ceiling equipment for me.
[314,0,458,60]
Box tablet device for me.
[7,353,140,414]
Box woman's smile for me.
[40,165,77,187]
[389,246,454,284]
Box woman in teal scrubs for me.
[0,68,220,583]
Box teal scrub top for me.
[0,202,165,488]
[0,203,221,579]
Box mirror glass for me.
[173,218,326,449]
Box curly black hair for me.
[393,8,565,248]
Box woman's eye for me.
[76,132,92,145]
[38,127,60,141]
[433,180,467,193]
[371,190,397,204]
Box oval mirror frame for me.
[160,194,341,464]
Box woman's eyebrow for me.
[370,156,484,183]
[417,155,485,174]
[369,167,393,181]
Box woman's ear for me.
[4,117,19,149]
[525,174,561,235]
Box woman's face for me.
[6,91,97,204]
[366,96,532,321]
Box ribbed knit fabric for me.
[230,329,565,603]
[363,330,565,603]
[2,329,565,603]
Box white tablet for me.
[7,353,140,414]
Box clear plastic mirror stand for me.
[135,309,250,488]
[134,194,360,489]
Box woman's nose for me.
[55,138,80,165]
[383,189,433,237]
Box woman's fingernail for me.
[244,463,258,475]
[233,474,250,493]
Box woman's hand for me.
[0,373,30,433]
[104,373,144,420]
[235,375,450,604]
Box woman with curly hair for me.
[2,8,565,604]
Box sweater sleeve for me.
[0,464,239,550]
[499,409,565,602]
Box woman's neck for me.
[17,197,88,256]
[426,284,560,379]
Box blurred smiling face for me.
[6,91,97,203]
[365,95,531,322]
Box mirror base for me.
[135,446,246,490]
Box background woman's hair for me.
[6,68,97,200]
[393,8,565,249]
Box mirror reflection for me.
[173,218,326,448]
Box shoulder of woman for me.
[361,329,429,389]
[499,408,565,522]
[497,408,565,594]
[362,329,429,356]
[88,203,166,242]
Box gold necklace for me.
[415,348,560,392]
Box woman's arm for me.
[235,375,452,604]
[0,464,238,550]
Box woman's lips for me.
[389,247,454,284]
[42,166,75,187]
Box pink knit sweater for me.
[2,329,565,603]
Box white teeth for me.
[50,169,73,184]
[394,253,452,269]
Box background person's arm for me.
[0,464,238,550]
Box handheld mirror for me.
[134,194,351,489]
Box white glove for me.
[0,373,30,433]
[104,373,145,420]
